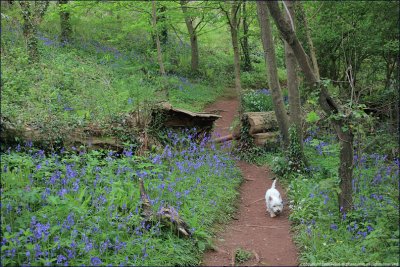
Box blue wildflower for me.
[57,254,67,264]
[91,257,102,266]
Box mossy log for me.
[0,116,123,151]
[1,103,220,151]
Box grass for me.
[1,22,231,138]
[1,132,242,266]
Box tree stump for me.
[139,178,191,237]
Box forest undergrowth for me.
[1,132,242,266]
[256,128,399,266]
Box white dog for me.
[265,179,283,217]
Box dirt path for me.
[203,97,298,266]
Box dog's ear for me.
[269,196,273,201]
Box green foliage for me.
[305,111,320,123]
[241,89,274,112]
[235,248,253,264]
[1,134,242,266]
[270,132,399,265]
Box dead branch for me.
[231,249,236,266]
[237,224,283,229]
[245,197,264,207]
[252,250,260,266]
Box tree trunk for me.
[283,1,304,155]
[19,1,49,63]
[298,3,320,80]
[267,1,354,214]
[158,4,168,45]
[151,0,166,76]
[58,0,72,45]
[230,2,242,96]
[180,0,199,73]
[256,1,290,148]
[241,0,252,72]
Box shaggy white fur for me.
[265,179,283,217]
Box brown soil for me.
[203,97,299,266]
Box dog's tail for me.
[271,178,277,189]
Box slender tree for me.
[180,0,200,73]
[240,0,252,72]
[151,0,166,76]
[19,1,49,62]
[58,0,72,45]
[256,1,290,148]
[283,1,305,161]
[220,2,242,103]
[267,1,354,214]
[297,3,320,80]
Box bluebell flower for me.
[57,254,67,264]
[58,188,68,198]
[330,224,338,230]
[91,257,102,266]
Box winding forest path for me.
[202,96,298,266]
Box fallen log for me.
[1,102,221,151]
[151,102,221,133]
[0,115,124,151]
[252,132,279,146]
[242,112,278,134]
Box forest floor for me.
[202,95,298,266]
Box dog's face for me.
[269,197,283,214]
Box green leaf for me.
[306,111,320,123]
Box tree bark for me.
[297,3,320,80]
[58,0,72,45]
[283,1,304,154]
[230,2,242,96]
[19,1,49,63]
[158,4,168,45]
[241,0,252,72]
[180,0,199,73]
[256,1,290,148]
[267,1,354,214]
[151,0,166,76]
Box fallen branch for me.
[230,227,244,232]
[245,197,264,207]
[231,249,236,266]
[252,250,260,266]
[212,246,229,254]
[212,133,240,143]
[237,224,282,229]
